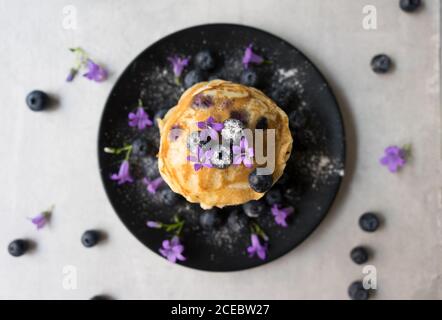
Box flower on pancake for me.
[247,234,268,260]
[242,44,265,69]
[271,204,294,228]
[187,146,214,171]
[168,55,190,84]
[159,236,186,263]
[232,137,254,168]
[379,145,410,173]
[143,176,164,194]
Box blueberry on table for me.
[8,239,28,257]
[400,0,421,12]
[243,200,267,218]
[158,188,179,206]
[359,212,380,232]
[81,230,100,248]
[227,210,249,232]
[350,246,369,265]
[195,50,216,71]
[265,188,283,206]
[199,209,222,230]
[348,281,369,300]
[240,70,259,87]
[184,70,205,88]
[26,90,49,111]
[371,54,392,74]
[131,137,149,158]
[248,170,273,193]
[154,108,168,127]
[255,117,268,130]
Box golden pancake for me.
[158,80,293,209]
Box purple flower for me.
[128,107,153,130]
[29,211,51,230]
[232,137,254,168]
[187,146,214,171]
[168,55,189,78]
[143,177,164,194]
[380,146,407,173]
[247,234,267,260]
[159,236,186,263]
[242,44,264,69]
[146,221,162,229]
[197,116,224,132]
[66,68,77,82]
[110,160,133,185]
[83,59,107,82]
[271,204,294,228]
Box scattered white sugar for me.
[277,68,299,79]
[305,154,345,189]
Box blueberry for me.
[227,210,249,232]
[288,110,308,130]
[265,188,283,206]
[199,209,222,230]
[248,170,273,193]
[240,70,259,87]
[81,230,100,248]
[131,138,149,158]
[158,188,179,206]
[371,54,392,74]
[348,281,369,300]
[400,0,421,12]
[154,108,168,127]
[26,90,49,111]
[8,239,28,257]
[184,70,205,88]
[359,212,380,232]
[256,117,268,130]
[243,200,267,218]
[195,50,216,71]
[209,144,232,169]
[90,294,113,300]
[350,246,369,265]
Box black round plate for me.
[98,24,345,272]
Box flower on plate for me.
[159,236,186,263]
[146,221,162,229]
[380,145,409,173]
[168,55,189,83]
[83,59,107,82]
[128,106,153,130]
[247,234,268,260]
[242,44,264,69]
[28,209,52,230]
[271,204,294,228]
[143,177,164,194]
[232,137,254,168]
[110,160,133,185]
[187,145,214,171]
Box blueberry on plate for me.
[350,246,369,265]
[26,90,49,111]
[131,137,149,158]
[348,281,369,300]
[399,0,421,12]
[359,212,380,232]
[81,230,100,248]
[184,70,205,88]
[288,110,308,130]
[8,239,28,257]
[199,209,223,230]
[248,170,273,193]
[269,87,295,110]
[243,200,267,218]
[227,210,249,232]
[265,188,283,206]
[255,117,268,130]
[154,108,168,127]
[195,50,216,71]
[371,54,392,74]
[240,70,259,87]
[158,188,179,206]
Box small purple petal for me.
[146,221,162,229]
